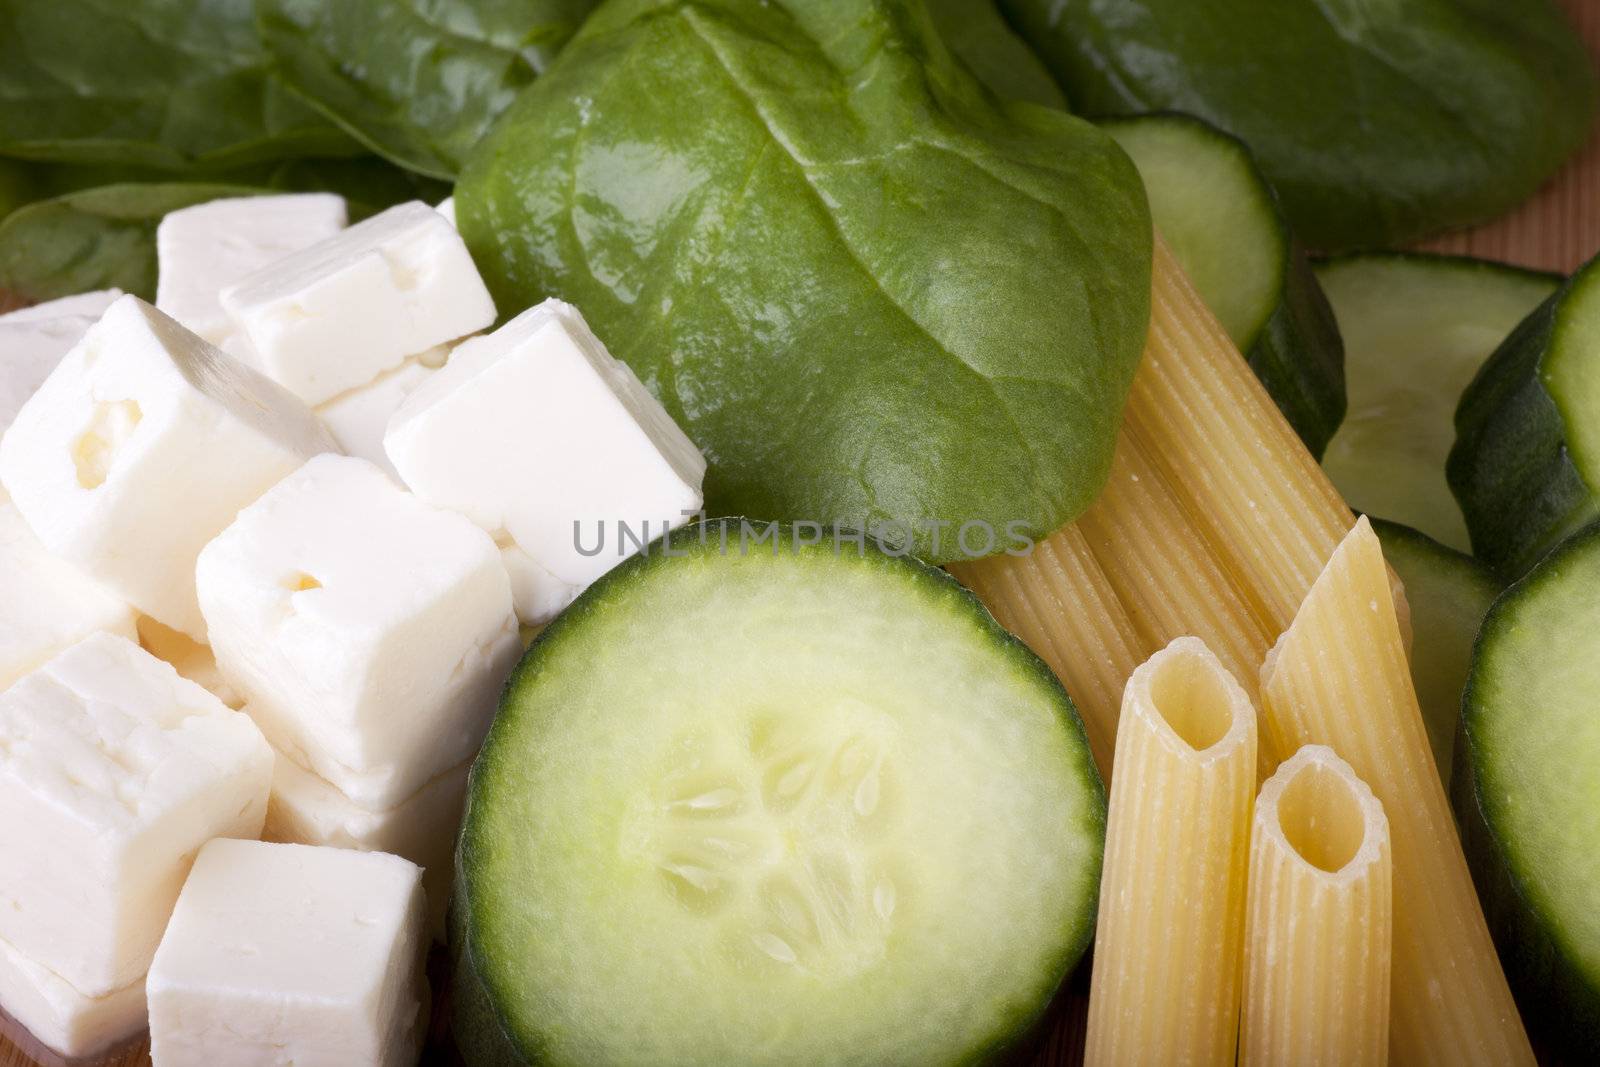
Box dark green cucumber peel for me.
[452,520,1106,1066]
[1371,519,1500,780]
[1100,114,1344,457]
[1320,254,1560,552]
[1450,254,1600,578]
[458,0,1152,565]
[1453,522,1600,1056]
[1000,0,1596,250]
[1242,251,1344,460]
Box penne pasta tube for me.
[956,237,1357,783]
[1076,432,1277,772]
[1260,518,1532,1066]
[1121,238,1354,632]
[1240,744,1392,1067]
[1085,637,1257,1067]
[949,526,1140,776]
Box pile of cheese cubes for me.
[0,194,707,1064]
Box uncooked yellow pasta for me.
[956,238,1354,781]
[1240,744,1392,1067]
[1076,433,1277,773]
[948,526,1137,776]
[1084,637,1256,1067]
[1260,518,1532,1066]
[1121,239,1355,632]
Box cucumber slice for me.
[453,521,1106,1067]
[1320,254,1560,552]
[1101,113,1344,458]
[1371,519,1501,779]
[1455,522,1600,1053]
[1451,253,1600,576]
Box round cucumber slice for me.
[1320,254,1559,552]
[1451,252,1600,576]
[453,521,1106,1067]
[1102,113,1344,458]
[1371,519,1500,779]
[1457,523,1600,1053]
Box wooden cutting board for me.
[3,3,1598,1063]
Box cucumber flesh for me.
[1103,113,1344,457]
[1456,522,1600,1053]
[455,521,1106,1066]
[1451,253,1600,576]
[1371,519,1500,779]
[1319,254,1559,552]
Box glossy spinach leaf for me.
[925,0,1065,109]
[258,0,601,179]
[0,159,39,221]
[0,0,360,170]
[0,184,265,303]
[1001,0,1597,250]
[460,0,1152,563]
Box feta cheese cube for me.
[500,541,581,623]
[155,194,347,359]
[315,346,447,480]
[0,932,147,1061]
[0,290,124,325]
[435,196,456,228]
[0,289,122,434]
[0,492,135,690]
[385,299,705,620]
[221,201,495,406]
[136,615,242,709]
[0,296,337,638]
[0,632,273,997]
[148,839,427,1067]
[196,454,519,808]
[265,751,470,938]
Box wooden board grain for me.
[2,3,1598,1065]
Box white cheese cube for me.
[136,615,242,708]
[435,196,456,227]
[386,299,705,617]
[155,194,347,359]
[0,933,147,1061]
[265,750,470,938]
[0,296,337,638]
[500,541,581,623]
[0,289,122,434]
[196,454,519,808]
[1,493,136,690]
[315,346,447,480]
[148,839,427,1067]
[0,290,124,325]
[0,632,273,997]
[221,201,495,406]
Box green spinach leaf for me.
[258,0,601,179]
[0,156,447,216]
[459,0,1151,562]
[0,0,360,170]
[925,0,1065,110]
[1001,0,1597,249]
